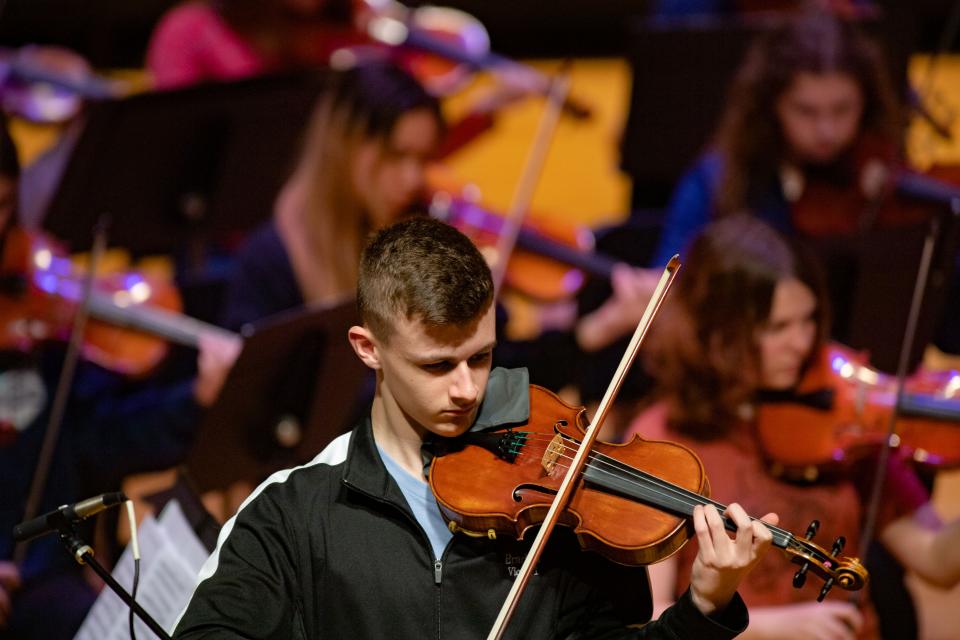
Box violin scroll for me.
[783,521,868,597]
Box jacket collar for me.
[341,414,401,504]
[341,367,530,498]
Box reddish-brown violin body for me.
[1,226,185,376]
[757,343,960,481]
[430,384,710,566]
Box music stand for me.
[844,197,960,373]
[184,299,371,493]
[40,71,331,257]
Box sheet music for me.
[74,500,210,640]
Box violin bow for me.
[488,65,571,297]
[13,219,109,565]
[486,255,681,640]
[853,214,942,606]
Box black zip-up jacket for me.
[174,377,748,639]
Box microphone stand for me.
[856,195,960,578]
[55,522,172,640]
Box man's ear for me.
[348,325,381,370]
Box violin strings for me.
[498,431,798,544]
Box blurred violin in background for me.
[427,179,618,303]
[1,226,237,376]
[0,45,128,123]
[787,135,960,238]
[344,0,592,119]
[756,342,960,483]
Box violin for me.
[351,0,592,119]
[0,46,126,123]
[756,342,960,482]
[428,185,617,302]
[430,384,868,592]
[788,135,960,238]
[1,226,237,376]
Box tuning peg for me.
[792,520,821,588]
[818,576,835,602]
[830,536,846,556]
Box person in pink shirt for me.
[146,0,362,89]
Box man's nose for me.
[449,362,479,406]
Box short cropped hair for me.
[358,218,493,341]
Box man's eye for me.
[470,352,492,364]
[423,362,452,372]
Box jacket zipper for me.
[343,478,447,636]
[435,558,443,639]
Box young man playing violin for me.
[174,217,778,639]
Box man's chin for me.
[432,413,477,437]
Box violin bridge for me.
[541,434,565,476]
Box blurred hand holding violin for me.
[575,264,660,352]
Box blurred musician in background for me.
[593,17,957,629]
[216,60,614,395]
[650,10,900,265]
[581,11,903,353]
[146,0,363,90]
[628,215,960,640]
[220,61,443,330]
[146,0,548,161]
[0,115,237,639]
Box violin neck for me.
[899,392,960,422]
[431,198,618,281]
[516,228,617,280]
[582,454,794,550]
[87,291,238,348]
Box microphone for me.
[13,491,128,543]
